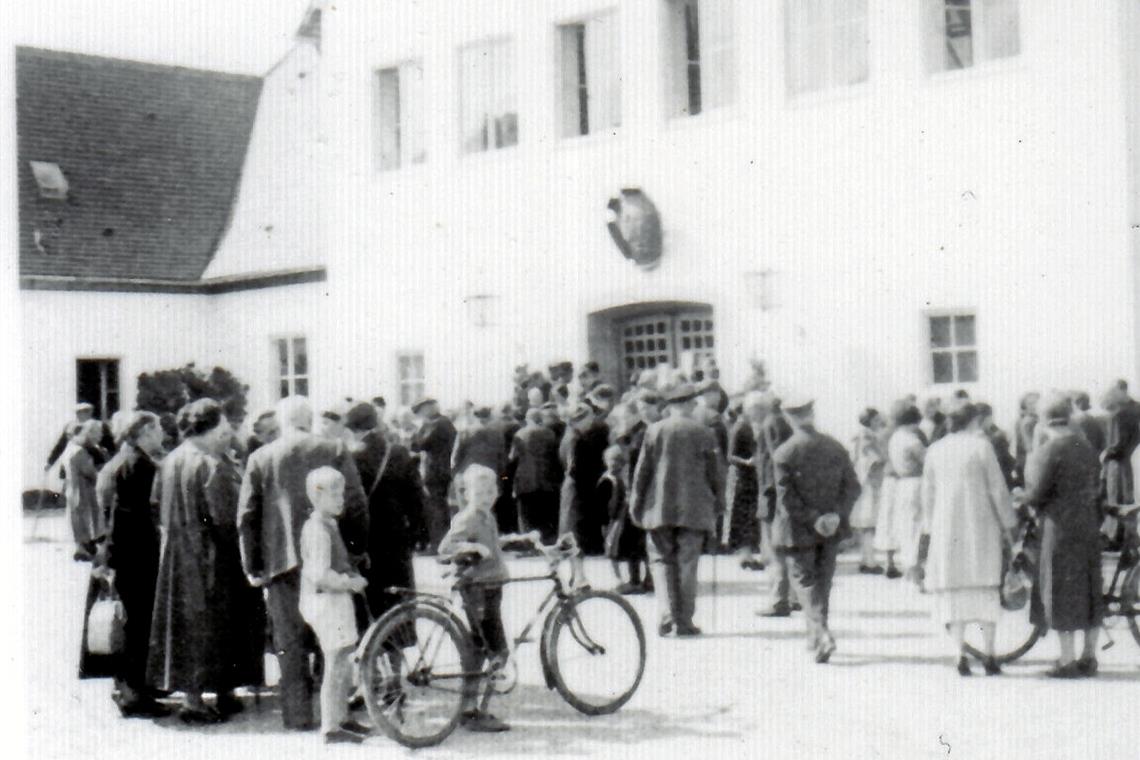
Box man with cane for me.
[630,384,725,637]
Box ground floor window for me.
[616,307,714,383]
[76,358,119,420]
[397,351,425,407]
[929,313,977,384]
[275,336,309,398]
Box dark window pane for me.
[707,336,714,348]
[277,339,288,375]
[682,337,691,349]
[658,338,667,350]
[624,327,633,337]
[944,0,974,70]
[658,322,666,333]
[957,351,978,382]
[659,355,669,364]
[647,356,657,367]
[932,352,954,384]
[704,320,713,331]
[625,357,635,369]
[280,380,290,399]
[293,338,308,374]
[637,357,646,368]
[295,378,309,397]
[625,341,634,352]
[930,317,952,348]
[636,340,645,351]
[954,315,976,346]
[635,325,643,335]
[694,336,703,348]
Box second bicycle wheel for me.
[962,597,1044,664]
[1121,564,1140,648]
[545,590,646,715]
[358,602,479,748]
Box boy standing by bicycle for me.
[437,463,511,732]
[299,467,371,744]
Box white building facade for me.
[312,0,1140,434]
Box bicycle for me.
[353,533,647,748]
[963,504,1140,663]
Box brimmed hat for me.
[1040,392,1073,424]
[76,402,95,413]
[782,394,815,415]
[473,406,493,420]
[638,388,663,405]
[410,397,437,414]
[568,403,594,424]
[664,384,698,404]
[344,401,379,432]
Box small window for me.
[784,0,869,97]
[29,161,69,200]
[397,351,426,407]
[374,60,427,171]
[664,0,735,118]
[275,336,309,398]
[557,13,622,138]
[929,314,977,384]
[925,0,1020,73]
[458,38,518,154]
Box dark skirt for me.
[1030,518,1104,632]
[604,512,647,561]
[726,467,760,551]
[559,478,605,555]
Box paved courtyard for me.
[23,513,1140,760]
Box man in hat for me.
[509,408,562,543]
[771,396,861,663]
[47,402,114,473]
[410,398,457,551]
[630,384,725,637]
[559,403,610,584]
[585,383,616,416]
[237,396,368,729]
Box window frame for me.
[457,36,520,156]
[782,0,870,100]
[663,0,736,120]
[554,9,622,141]
[373,58,427,173]
[273,335,310,400]
[925,311,979,386]
[395,350,426,408]
[924,0,1022,77]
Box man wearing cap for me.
[771,397,861,662]
[510,408,563,543]
[631,384,725,637]
[237,396,368,730]
[410,398,457,551]
[47,402,114,474]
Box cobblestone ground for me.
[23,513,1140,760]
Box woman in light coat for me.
[61,419,107,560]
[921,401,1017,676]
[888,405,927,586]
[850,407,887,573]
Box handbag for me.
[86,575,127,655]
[999,541,1031,611]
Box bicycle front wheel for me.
[358,602,478,748]
[545,590,646,716]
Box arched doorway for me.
[587,301,715,390]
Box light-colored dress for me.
[849,427,886,530]
[887,427,926,569]
[61,442,104,545]
[921,432,1016,625]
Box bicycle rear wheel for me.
[545,590,645,716]
[1121,564,1140,648]
[962,601,1043,664]
[358,602,478,748]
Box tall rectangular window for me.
[784,0,869,97]
[276,337,309,398]
[929,314,977,384]
[374,60,426,171]
[664,0,735,118]
[76,359,120,421]
[925,0,1020,73]
[557,14,621,138]
[397,352,426,407]
[458,38,518,154]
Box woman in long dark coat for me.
[344,402,420,622]
[725,413,762,569]
[1100,384,1140,509]
[1022,394,1105,678]
[559,404,610,584]
[147,399,263,723]
[80,412,169,716]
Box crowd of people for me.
[46,357,1139,743]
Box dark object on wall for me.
[606,188,663,271]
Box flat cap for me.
[410,397,437,413]
[664,383,698,404]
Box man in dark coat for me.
[410,398,457,551]
[559,404,611,559]
[771,397,861,663]
[344,402,421,623]
[757,395,795,616]
[630,385,724,637]
[495,405,524,534]
[510,409,562,543]
[237,396,368,730]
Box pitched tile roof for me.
[17,46,263,282]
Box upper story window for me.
[458,38,518,154]
[925,0,1020,73]
[557,13,622,138]
[929,313,977,384]
[664,0,735,118]
[374,60,426,171]
[784,0,869,97]
[396,351,426,407]
[275,336,309,398]
[29,161,69,200]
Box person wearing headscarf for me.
[147,399,265,722]
[80,412,168,717]
[850,407,887,574]
[1021,393,1105,678]
[61,419,108,561]
[920,401,1016,676]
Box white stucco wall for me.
[312,0,1137,439]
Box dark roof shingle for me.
[17,46,262,282]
